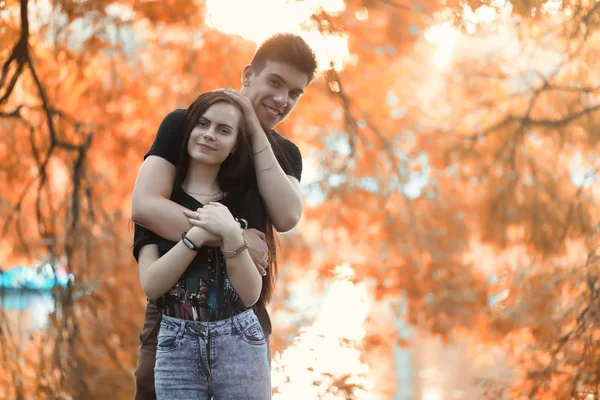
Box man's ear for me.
[242,64,253,86]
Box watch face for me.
[183,236,194,250]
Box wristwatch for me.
[181,232,202,251]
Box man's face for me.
[241,60,310,131]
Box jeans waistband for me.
[161,309,257,336]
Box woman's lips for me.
[198,143,216,151]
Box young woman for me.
[134,92,274,399]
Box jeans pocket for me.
[156,324,181,352]
[234,317,266,346]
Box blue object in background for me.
[0,262,74,291]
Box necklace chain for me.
[181,187,222,197]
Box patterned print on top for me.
[157,248,246,322]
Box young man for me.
[131,33,317,399]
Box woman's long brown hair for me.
[174,91,291,308]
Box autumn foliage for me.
[1,0,600,399]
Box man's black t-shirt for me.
[134,108,303,334]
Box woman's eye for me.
[198,120,208,127]
[270,79,280,87]
[219,128,230,134]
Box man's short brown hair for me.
[251,33,318,83]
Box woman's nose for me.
[203,130,216,141]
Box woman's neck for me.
[182,162,221,194]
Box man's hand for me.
[215,88,262,136]
[243,228,268,276]
[215,88,253,114]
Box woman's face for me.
[187,103,242,166]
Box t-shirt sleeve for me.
[132,223,160,263]
[144,109,187,166]
[276,137,303,182]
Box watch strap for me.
[181,232,202,251]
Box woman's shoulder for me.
[221,187,260,208]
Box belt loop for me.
[177,319,186,339]
[234,310,245,329]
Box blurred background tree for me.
[1,0,599,398]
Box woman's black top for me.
[133,186,266,321]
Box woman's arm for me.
[221,230,263,308]
[193,202,263,307]
[138,226,211,300]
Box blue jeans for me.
[154,309,271,399]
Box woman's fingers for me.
[188,218,203,227]
[183,209,201,220]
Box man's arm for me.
[218,90,303,232]
[131,156,192,242]
[253,143,302,233]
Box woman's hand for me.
[183,209,221,246]
[185,225,218,247]
[191,202,241,240]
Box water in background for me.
[0,289,55,338]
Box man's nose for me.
[273,91,288,107]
